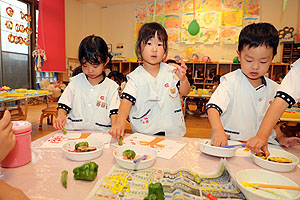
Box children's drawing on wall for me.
[165,14,181,28]
[243,15,260,27]
[220,27,241,44]
[200,0,222,12]
[244,0,260,15]
[167,28,180,43]
[134,23,143,40]
[221,10,243,27]
[182,0,199,13]
[135,3,147,23]
[222,0,243,10]
[199,28,220,44]
[147,1,164,16]
[279,26,295,42]
[181,29,200,44]
[164,0,181,13]
[146,15,164,25]
[199,12,221,28]
[181,13,194,29]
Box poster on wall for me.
[244,0,260,15]
[199,28,220,44]
[221,10,243,27]
[147,1,164,16]
[221,0,243,10]
[181,28,200,44]
[220,27,241,44]
[243,15,260,27]
[165,14,181,28]
[199,12,221,28]
[164,0,181,13]
[135,3,147,23]
[181,13,194,29]
[200,0,222,12]
[146,15,165,25]
[167,28,181,43]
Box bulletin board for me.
[134,0,260,45]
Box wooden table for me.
[1,132,299,200]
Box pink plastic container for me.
[1,121,32,168]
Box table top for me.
[1,132,300,200]
[0,93,52,103]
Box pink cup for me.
[1,121,32,168]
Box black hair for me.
[212,75,221,83]
[78,35,109,65]
[107,71,126,86]
[135,22,168,59]
[238,23,279,57]
[165,59,177,64]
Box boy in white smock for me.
[248,58,300,155]
[54,35,120,131]
[109,22,190,139]
[206,23,281,147]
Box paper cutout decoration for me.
[244,0,260,15]
[220,27,241,44]
[32,47,47,71]
[222,0,243,10]
[164,0,181,13]
[221,10,243,27]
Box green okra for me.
[61,170,68,188]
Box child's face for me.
[238,45,273,86]
[141,32,165,68]
[81,57,109,80]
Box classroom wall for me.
[66,0,299,63]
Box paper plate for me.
[199,139,242,157]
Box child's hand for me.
[109,121,125,140]
[169,60,187,81]
[247,136,269,157]
[211,131,228,147]
[0,110,16,162]
[53,116,66,130]
[277,135,300,147]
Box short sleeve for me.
[277,66,300,105]
[121,78,137,105]
[109,89,120,116]
[57,82,75,113]
[206,78,231,115]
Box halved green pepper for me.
[123,149,136,159]
[75,141,89,150]
[144,182,165,200]
[73,161,98,181]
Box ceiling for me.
[77,0,152,7]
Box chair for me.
[10,98,29,121]
[39,107,58,130]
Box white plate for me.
[199,139,242,157]
[236,169,300,200]
[251,147,299,172]
[62,139,104,161]
[113,145,157,170]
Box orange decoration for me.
[6,7,14,17]
[15,24,20,32]
[5,21,13,30]
[23,38,30,46]
[8,34,15,43]
[14,36,21,44]
[25,27,32,35]
[19,25,25,33]
[20,11,31,22]
[19,37,24,45]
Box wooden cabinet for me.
[100,61,291,88]
[281,42,300,64]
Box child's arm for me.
[54,109,67,130]
[0,111,16,162]
[207,108,228,146]
[109,99,132,139]
[247,97,289,156]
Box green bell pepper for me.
[123,149,136,159]
[144,182,165,200]
[73,161,98,181]
[75,141,89,150]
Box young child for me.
[248,58,300,155]
[54,35,120,131]
[109,22,190,139]
[206,23,280,147]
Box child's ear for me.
[236,50,241,62]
